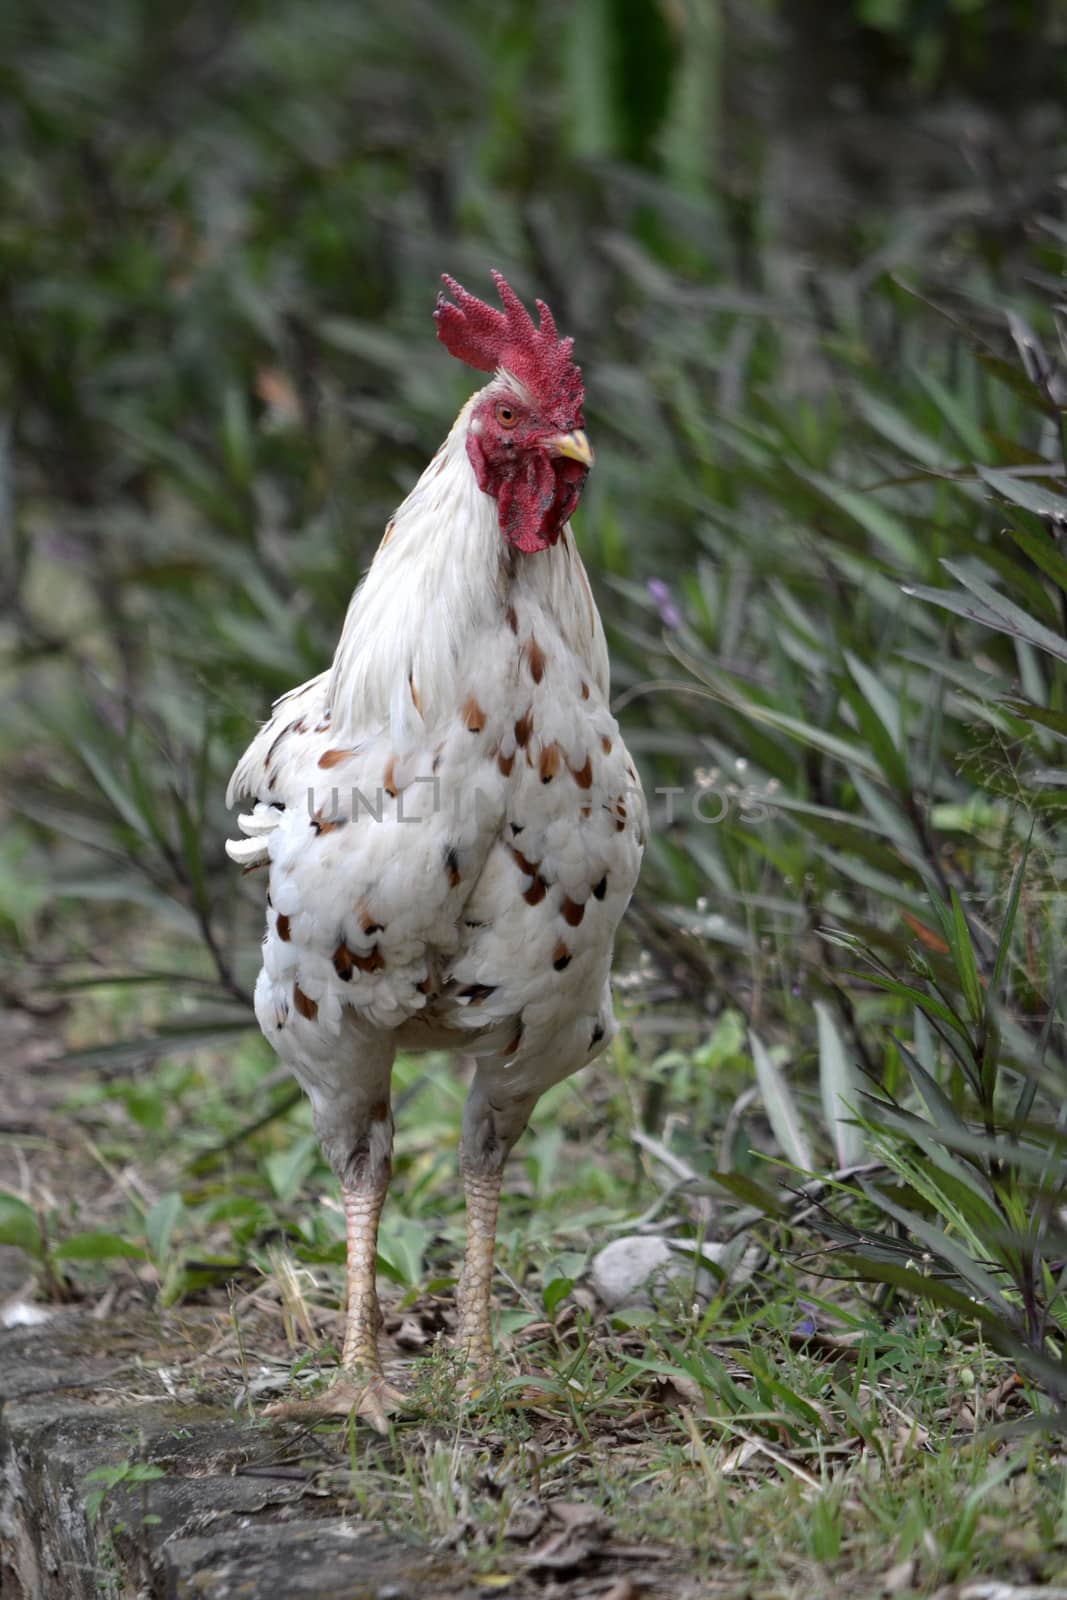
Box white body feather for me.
[227,382,645,1146]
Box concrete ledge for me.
[165,1520,477,1599]
[0,1302,465,1600]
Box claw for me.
[264,1372,407,1434]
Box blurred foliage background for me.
[5,0,1067,1411]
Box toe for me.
[264,1373,407,1431]
[357,1375,407,1434]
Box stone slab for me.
[0,1311,316,1599]
[164,1519,487,1600]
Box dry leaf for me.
[523,1501,610,1571]
[660,1372,706,1411]
[882,1555,918,1594]
[393,1314,429,1350]
[504,1498,546,1542]
[548,1500,607,1529]
[255,367,302,425]
[902,912,951,953]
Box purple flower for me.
[647,577,682,629]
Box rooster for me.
[226,272,646,1426]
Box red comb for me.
[434,270,584,416]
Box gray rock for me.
[0,1312,307,1599]
[1,1391,307,1598]
[591,1235,760,1308]
[0,1306,497,1599]
[591,1235,676,1308]
[165,1519,488,1599]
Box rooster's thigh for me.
[461,980,616,1174]
[255,977,397,1189]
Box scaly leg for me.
[454,1069,538,1376]
[454,1163,502,1369]
[265,1173,404,1432]
[265,1043,403,1432]
[338,1179,388,1370]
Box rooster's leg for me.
[266,1056,403,1431]
[455,1162,502,1368]
[455,1074,537,1371]
[338,1177,389,1371]
[265,1171,403,1430]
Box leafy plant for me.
[638,292,1067,1407]
[83,1458,166,1527]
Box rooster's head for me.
[434,271,592,554]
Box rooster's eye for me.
[495,403,519,429]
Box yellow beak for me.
[546,429,595,469]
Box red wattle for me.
[468,435,586,553]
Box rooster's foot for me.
[264,1371,406,1433]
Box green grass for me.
[9,1004,1067,1596]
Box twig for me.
[706,1418,824,1490]
[630,1130,702,1186]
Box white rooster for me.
[226,272,646,1426]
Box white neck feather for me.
[327,389,608,744]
